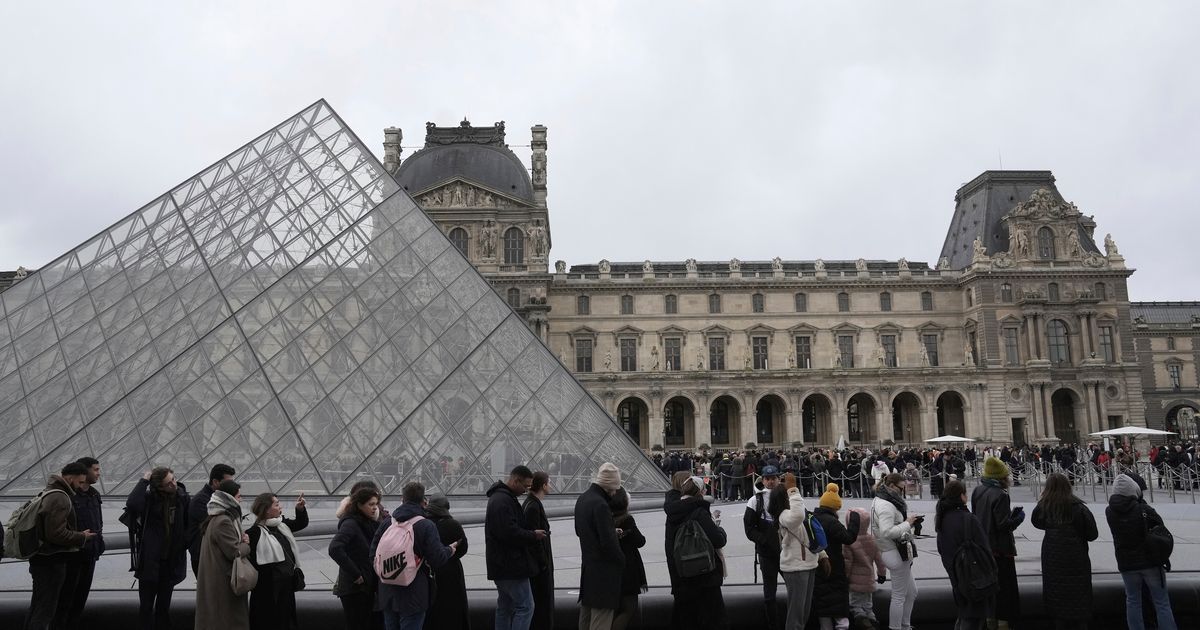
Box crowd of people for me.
[3,445,1187,630]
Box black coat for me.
[615,512,648,596]
[187,484,214,574]
[663,490,727,591]
[936,505,994,620]
[522,494,553,576]
[246,509,308,630]
[574,484,625,609]
[812,507,858,618]
[126,479,190,585]
[425,513,470,630]
[1032,499,1097,620]
[70,486,105,560]
[743,490,781,554]
[971,480,1021,557]
[328,513,380,598]
[484,482,539,580]
[1106,495,1167,572]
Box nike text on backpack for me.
[673,512,717,578]
[4,489,72,560]
[374,516,425,586]
[952,527,998,602]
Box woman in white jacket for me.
[872,472,922,630]
[773,473,830,630]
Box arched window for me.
[503,227,524,264]
[506,287,521,308]
[837,292,850,312]
[1048,282,1060,302]
[879,291,892,312]
[752,293,765,313]
[1038,227,1056,260]
[1047,319,1071,365]
[794,293,807,312]
[448,227,469,256]
[1000,283,1013,302]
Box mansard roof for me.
[394,120,534,203]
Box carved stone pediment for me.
[417,179,531,209]
[1006,188,1081,221]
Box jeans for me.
[382,609,425,630]
[494,578,534,630]
[781,569,816,630]
[25,557,69,630]
[1120,567,1177,630]
[882,548,917,630]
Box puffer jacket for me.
[870,494,911,554]
[778,488,826,571]
[1106,494,1167,572]
[843,508,885,593]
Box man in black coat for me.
[127,467,190,630]
[575,463,625,630]
[186,463,234,576]
[485,465,546,630]
[971,457,1025,629]
[743,465,782,628]
[65,456,104,626]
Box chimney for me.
[531,124,547,206]
[383,126,403,174]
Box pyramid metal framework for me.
[0,100,668,497]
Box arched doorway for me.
[1166,404,1199,442]
[663,396,695,448]
[801,394,833,445]
[892,392,922,444]
[1051,389,1079,444]
[617,397,649,449]
[936,391,967,437]
[710,396,741,448]
[756,395,787,446]
[847,393,877,443]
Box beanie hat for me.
[982,456,1009,480]
[1113,473,1141,499]
[595,462,621,492]
[819,483,842,511]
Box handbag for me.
[1143,510,1174,568]
[231,555,259,596]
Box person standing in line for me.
[813,483,860,630]
[328,486,384,630]
[575,463,625,629]
[610,487,647,630]
[423,495,470,630]
[24,462,95,630]
[843,507,886,628]
[126,467,191,630]
[485,466,547,630]
[743,464,783,628]
[370,482,458,630]
[1106,473,1177,630]
[522,472,554,630]
[664,475,728,629]
[1031,472,1098,630]
[195,480,250,630]
[336,480,392,523]
[188,464,235,577]
[730,453,747,502]
[776,473,830,630]
[935,480,994,630]
[971,457,1025,629]
[64,456,103,627]
[246,492,308,630]
[872,472,921,630]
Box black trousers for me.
[339,591,383,630]
[64,556,96,626]
[137,570,176,630]
[759,550,781,603]
[673,585,728,630]
[529,569,555,630]
[994,555,1021,623]
[25,556,75,630]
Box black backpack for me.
[952,519,998,602]
[1143,509,1174,567]
[673,511,716,578]
[118,506,143,573]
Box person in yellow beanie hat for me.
[813,483,859,629]
[972,456,1025,628]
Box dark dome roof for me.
[394,143,534,202]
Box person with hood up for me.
[664,473,728,628]
[370,482,457,629]
[424,495,470,630]
[813,483,860,630]
[328,486,384,630]
[1032,472,1098,629]
[843,508,886,628]
[575,462,626,629]
[611,487,648,630]
[127,467,191,630]
[971,457,1025,629]
[484,465,546,630]
[245,492,308,630]
[1106,473,1177,630]
[935,479,993,630]
[872,472,921,630]
[195,480,250,630]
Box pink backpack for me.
[373,516,425,586]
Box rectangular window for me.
[1094,283,1107,300]
[1000,283,1013,302]
[837,335,854,368]
[921,291,934,311]
[1108,415,1123,430]
[922,333,940,367]
[795,336,811,369]
[1099,326,1115,363]
[1004,328,1020,366]
[664,337,681,371]
[708,294,721,314]
[880,292,892,312]
[795,293,807,312]
[752,336,769,370]
[881,334,897,367]
[752,293,765,313]
[838,292,850,312]
[708,337,725,371]
[1169,364,1182,389]
[664,294,678,314]
[620,295,634,315]
[576,295,589,315]
[575,338,593,373]
[619,338,637,372]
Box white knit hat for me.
[595,462,621,492]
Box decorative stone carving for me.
[598,259,611,273]
[965,346,975,367]
[696,350,705,370]
[650,345,660,370]
[872,341,886,367]
[1082,252,1106,268]
[642,260,654,274]
[729,258,741,272]
[14,266,28,279]
[529,219,548,259]
[554,260,566,273]
[772,257,783,272]
[603,351,612,371]
[1011,228,1030,257]
[787,352,795,368]
[480,220,498,259]
[937,257,951,270]
[1104,233,1120,257]
[971,237,988,263]
[855,258,867,272]
[1065,230,1083,258]
[1009,188,1081,220]
[814,259,825,272]
[744,355,751,370]
[919,344,930,367]
[420,182,500,208]
[685,258,697,273]
[991,252,1014,268]
[897,257,909,271]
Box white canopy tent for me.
[925,435,977,443]
[1089,427,1176,437]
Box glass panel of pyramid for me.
[0,100,668,496]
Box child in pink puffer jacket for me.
[843,507,886,627]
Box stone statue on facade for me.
[603,351,612,371]
[598,259,611,273]
[729,258,741,272]
[971,236,987,262]
[696,350,705,370]
[897,257,909,271]
[1012,228,1030,257]
[772,257,784,272]
[480,220,498,259]
[450,183,465,206]
[1065,230,1083,258]
[855,258,867,272]
[814,259,825,272]
[919,344,930,367]
[650,345,660,370]
[529,219,548,258]
[833,353,842,368]
[873,341,886,367]
[965,346,976,367]
[1104,233,1120,257]
[642,260,654,274]
[744,354,752,370]
[937,256,951,270]
[14,266,28,279]
[685,258,697,273]
[555,260,566,274]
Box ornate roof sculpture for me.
[0,100,666,497]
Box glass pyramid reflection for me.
[0,100,668,497]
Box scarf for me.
[255,517,300,568]
[875,483,908,519]
[206,490,243,526]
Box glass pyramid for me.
[0,100,668,497]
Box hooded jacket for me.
[35,476,85,557]
[369,502,453,615]
[663,489,726,589]
[1106,482,1167,572]
[484,481,539,580]
[843,508,886,593]
[328,511,379,597]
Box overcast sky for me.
[1,1,1197,300]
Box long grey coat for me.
[195,513,251,630]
